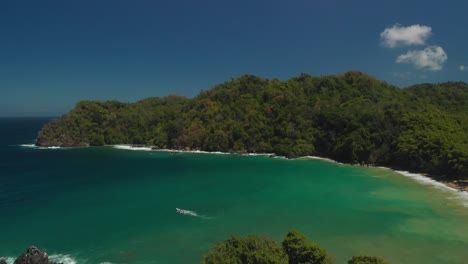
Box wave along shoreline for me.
[19,144,63,149]
[110,145,468,207]
[111,144,271,156]
[20,143,468,207]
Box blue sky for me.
[1,0,467,116]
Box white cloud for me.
[381,24,432,48]
[396,46,448,71]
[460,65,466,71]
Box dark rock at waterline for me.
[35,135,89,148]
[35,118,90,148]
[13,246,63,264]
[0,258,7,264]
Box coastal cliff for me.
[36,72,468,180]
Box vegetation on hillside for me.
[36,72,468,179]
[201,230,388,264]
[406,82,468,112]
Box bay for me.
[1,118,467,264]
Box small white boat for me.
[176,208,198,216]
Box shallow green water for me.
[1,119,468,264]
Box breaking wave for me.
[49,254,77,264]
[1,254,77,264]
[18,144,63,149]
[112,145,230,155]
[1,257,15,264]
[394,170,468,208]
[19,144,36,148]
[112,145,152,151]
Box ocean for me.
[1,118,467,264]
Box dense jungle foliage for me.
[36,71,468,179]
[200,230,388,264]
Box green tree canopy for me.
[347,255,389,264]
[201,230,391,264]
[282,230,332,264]
[201,235,288,264]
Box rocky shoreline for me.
[1,247,62,264]
[440,179,468,192]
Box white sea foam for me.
[111,145,231,155]
[2,254,76,264]
[175,149,230,155]
[49,254,77,264]
[273,156,287,159]
[112,145,276,157]
[394,170,456,191]
[36,146,63,150]
[112,145,152,151]
[300,156,344,164]
[160,149,230,155]
[376,166,391,170]
[2,257,15,264]
[244,153,275,156]
[18,144,64,150]
[19,144,36,148]
[185,210,198,217]
[393,170,468,207]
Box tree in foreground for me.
[201,230,333,264]
[282,230,332,264]
[347,255,389,264]
[201,230,390,264]
[201,235,288,264]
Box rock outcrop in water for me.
[1,246,62,264]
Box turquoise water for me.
[1,118,468,263]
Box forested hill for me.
[36,71,468,179]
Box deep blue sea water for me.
[1,118,468,264]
